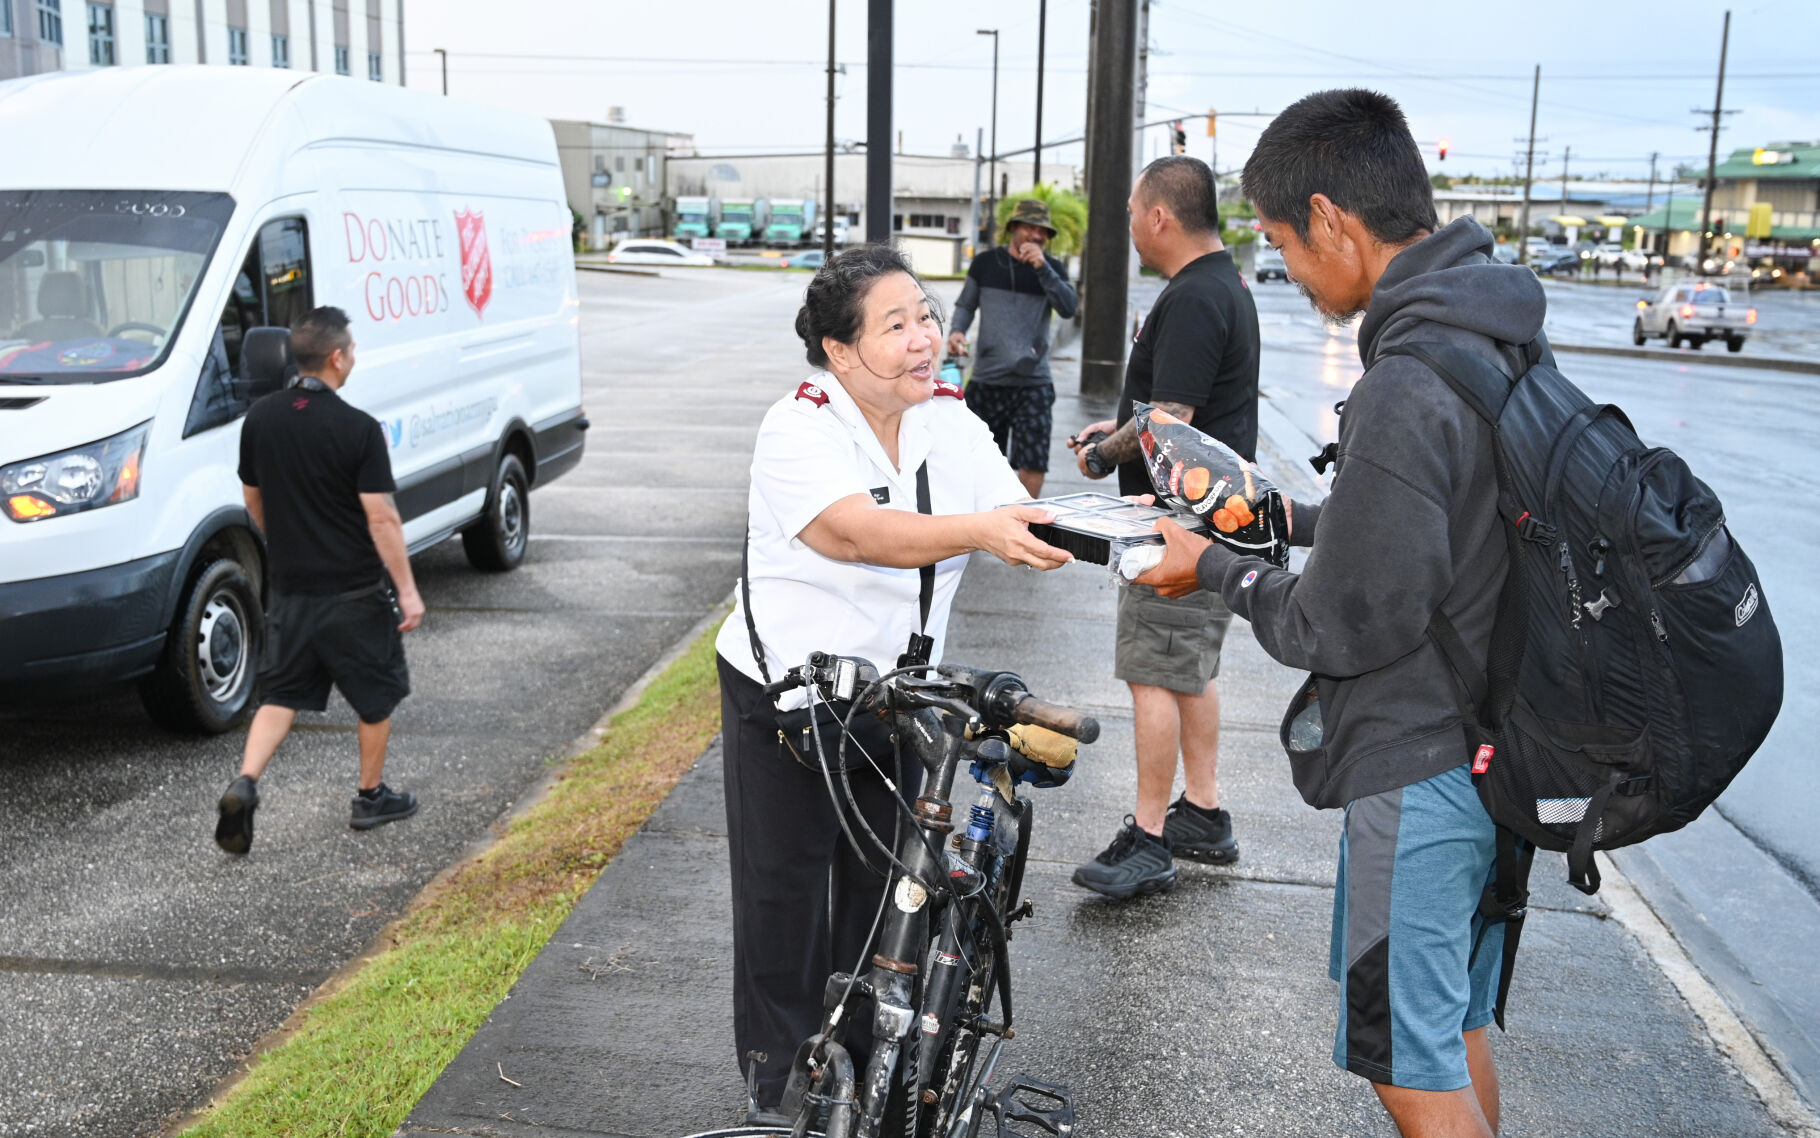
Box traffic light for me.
[1171,121,1186,155]
[1437,139,1449,162]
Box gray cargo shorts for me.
[1114,583,1232,694]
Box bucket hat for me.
[1007,199,1058,236]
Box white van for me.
[0,67,587,733]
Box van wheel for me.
[1632,319,1646,346]
[1666,321,1682,349]
[462,453,530,572]
[140,558,262,735]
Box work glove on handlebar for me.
[1004,724,1077,789]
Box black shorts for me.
[259,583,411,723]
[964,381,1054,473]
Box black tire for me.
[1632,319,1646,346]
[1689,336,1707,350]
[1666,321,1682,349]
[462,452,530,571]
[1727,337,1745,353]
[139,558,262,735]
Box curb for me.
[1549,341,1820,375]
[159,598,734,1138]
[575,263,661,278]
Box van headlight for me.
[2,422,149,523]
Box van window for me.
[0,190,234,383]
[185,216,313,437]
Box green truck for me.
[673,196,714,241]
[763,199,816,247]
[715,198,760,245]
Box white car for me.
[607,239,713,267]
[1593,243,1626,267]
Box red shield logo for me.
[454,209,493,317]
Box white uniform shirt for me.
[715,371,1029,710]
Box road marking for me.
[529,534,740,544]
[1598,855,1820,1137]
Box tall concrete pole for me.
[1129,0,1148,281]
[1080,0,1136,400]
[1697,9,1732,266]
[865,0,893,244]
[979,29,999,246]
[824,0,837,258]
[969,127,983,257]
[1516,64,1539,265]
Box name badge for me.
[869,486,891,505]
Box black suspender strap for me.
[915,460,934,631]
[743,459,936,684]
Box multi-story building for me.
[550,117,695,250]
[0,0,404,84]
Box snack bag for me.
[1133,402,1290,567]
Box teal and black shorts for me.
[1330,763,1505,1092]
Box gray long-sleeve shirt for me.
[951,246,1078,387]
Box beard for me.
[1296,278,1364,327]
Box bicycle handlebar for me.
[1006,693,1100,744]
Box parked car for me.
[1593,243,1626,268]
[1619,248,1657,272]
[1255,247,1289,282]
[1490,242,1520,264]
[0,67,586,732]
[1634,281,1756,351]
[1531,250,1583,276]
[781,249,826,270]
[606,239,713,266]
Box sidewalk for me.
[397,385,1808,1138]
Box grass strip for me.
[179,621,725,1138]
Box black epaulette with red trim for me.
[795,381,830,406]
[933,379,964,400]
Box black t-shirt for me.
[1115,250,1261,497]
[239,384,396,595]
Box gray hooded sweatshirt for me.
[1196,217,1548,809]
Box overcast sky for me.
[402,0,1819,185]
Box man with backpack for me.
[1139,88,1781,1138]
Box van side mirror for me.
[239,326,296,399]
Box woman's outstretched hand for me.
[976,504,1073,570]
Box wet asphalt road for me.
[0,267,805,1138]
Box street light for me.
[977,28,998,247]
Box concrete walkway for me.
[398,386,1809,1138]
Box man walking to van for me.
[1068,156,1260,899]
[215,306,425,855]
[949,199,1079,497]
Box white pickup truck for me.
[1633,281,1757,352]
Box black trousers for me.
[717,654,918,1107]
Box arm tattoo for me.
[1097,401,1194,464]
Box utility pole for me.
[1645,151,1659,214]
[433,47,447,95]
[823,0,837,258]
[978,28,999,245]
[1695,8,1733,269]
[1560,145,1571,221]
[1081,0,1136,400]
[1130,0,1149,281]
[969,127,983,258]
[1516,64,1539,264]
[865,0,892,243]
[1034,0,1046,185]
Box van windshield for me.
[0,191,234,383]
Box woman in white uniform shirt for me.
[714,246,1070,1108]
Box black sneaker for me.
[350,784,418,830]
[215,775,259,855]
[1163,796,1239,865]
[1072,816,1177,899]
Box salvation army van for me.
[0,67,586,733]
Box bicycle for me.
[682,649,1099,1138]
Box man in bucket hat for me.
[949,198,1078,496]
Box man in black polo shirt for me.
[1068,156,1261,898]
[214,306,426,855]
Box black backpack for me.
[1383,339,1783,1020]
